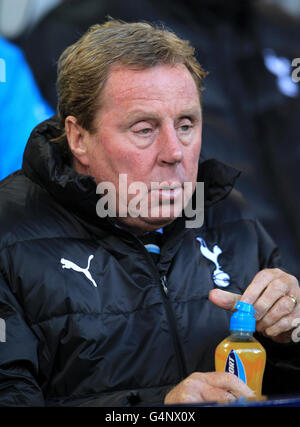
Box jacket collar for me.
[22,116,240,228]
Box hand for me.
[164,372,254,404]
[209,268,300,343]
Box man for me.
[0,19,299,407]
[18,0,300,279]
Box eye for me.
[131,121,154,136]
[177,120,193,134]
[180,124,191,132]
[138,128,152,135]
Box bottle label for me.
[225,349,247,384]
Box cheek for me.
[115,152,148,180]
[97,140,155,186]
[106,138,155,181]
[184,146,201,180]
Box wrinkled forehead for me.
[101,63,202,109]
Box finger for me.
[267,331,292,344]
[165,372,255,405]
[241,268,285,306]
[209,289,241,311]
[164,374,236,404]
[253,278,290,321]
[256,295,296,332]
[264,313,295,338]
[200,384,236,403]
[203,372,255,399]
[244,270,299,321]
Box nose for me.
[157,123,183,166]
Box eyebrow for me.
[125,106,202,125]
[178,107,202,120]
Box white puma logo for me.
[60,255,98,287]
[196,237,230,287]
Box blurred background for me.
[0,0,300,279]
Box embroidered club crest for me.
[196,237,230,287]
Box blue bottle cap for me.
[230,301,256,332]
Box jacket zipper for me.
[137,240,188,382]
[159,274,187,381]
[160,275,168,296]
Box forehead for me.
[100,63,201,110]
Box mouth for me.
[149,182,183,202]
[159,181,182,190]
[157,187,182,199]
[150,181,183,191]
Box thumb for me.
[209,289,241,311]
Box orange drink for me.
[215,302,266,397]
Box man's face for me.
[82,63,202,232]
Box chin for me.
[120,216,176,234]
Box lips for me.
[151,181,183,191]
[149,183,183,205]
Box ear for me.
[65,116,90,168]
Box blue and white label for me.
[225,349,247,384]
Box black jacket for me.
[0,118,299,407]
[16,0,300,278]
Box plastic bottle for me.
[215,301,266,397]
